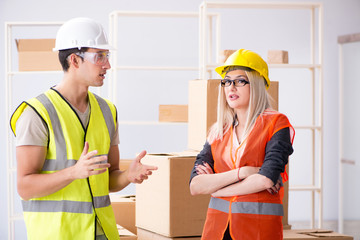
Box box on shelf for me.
[283,229,353,240]
[136,152,210,237]
[117,224,137,240]
[188,79,279,151]
[111,195,136,234]
[137,228,201,240]
[267,50,289,64]
[16,39,61,71]
[159,105,188,122]
[218,49,236,63]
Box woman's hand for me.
[267,178,282,194]
[195,162,214,175]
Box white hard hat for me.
[53,17,114,51]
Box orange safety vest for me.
[202,109,294,240]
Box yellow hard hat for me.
[215,49,270,89]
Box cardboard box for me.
[16,39,61,71]
[111,195,136,234]
[117,224,137,240]
[268,81,279,111]
[188,79,220,151]
[137,228,201,240]
[159,105,188,122]
[120,159,133,171]
[267,50,289,64]
[219,49,236,63]
[136,152,210,237]
[188,79,279,151]
[283,229,353,240]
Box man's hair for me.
[58,47,88,71]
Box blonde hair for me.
[207,67,271,144]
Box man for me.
[10,17,157,240]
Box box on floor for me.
[16,39,61,71]
[136,152,209,238]
[283,229,354,240]
[111,195,136,234]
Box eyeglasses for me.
[75,51,110,66]
[221,79,250,87]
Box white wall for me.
[1,0,360,239]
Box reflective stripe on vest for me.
[209,197,283,216]
[37,93,113,172]
[22,195,111,213]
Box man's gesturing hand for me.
[127,150,158,183]
[71,142,110,179]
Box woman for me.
[189,49,295,240]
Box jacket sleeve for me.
[189,142,215,184]
[258,127,294,185]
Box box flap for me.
[110,194,135,202]
[147,152,198,158]
[16,39,56,52]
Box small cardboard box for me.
[111,195,136,234]
[283,229,353,240]
[119,159,133,171]
[219,49,236,63]
[136,152,210,237]
[267,50,289,64]
[159,105,188,122]
[16,39,61,71]
[137,228,201,240]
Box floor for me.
[290,221,360,240]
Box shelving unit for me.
[199,1,323,228]
[5,22,64,240]
[338,32,360,233]
[108,10,220,126]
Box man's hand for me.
[127,150,158,183]
[71,142,110,180]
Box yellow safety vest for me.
[10,88,119,240]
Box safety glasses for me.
[221,79,250,87]
[75,51,110,66]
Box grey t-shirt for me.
[15,103,119,146]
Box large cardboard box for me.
[137,228,201,240]
[111,195,136,234]
[188,79,279,151]
[16,39,61,71]
[136,152,210,237]
[283,229,353,240]
[159,105,188,122]
[188,79,220,151]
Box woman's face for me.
[223,69,250,111]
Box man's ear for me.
[68,54,80,69]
